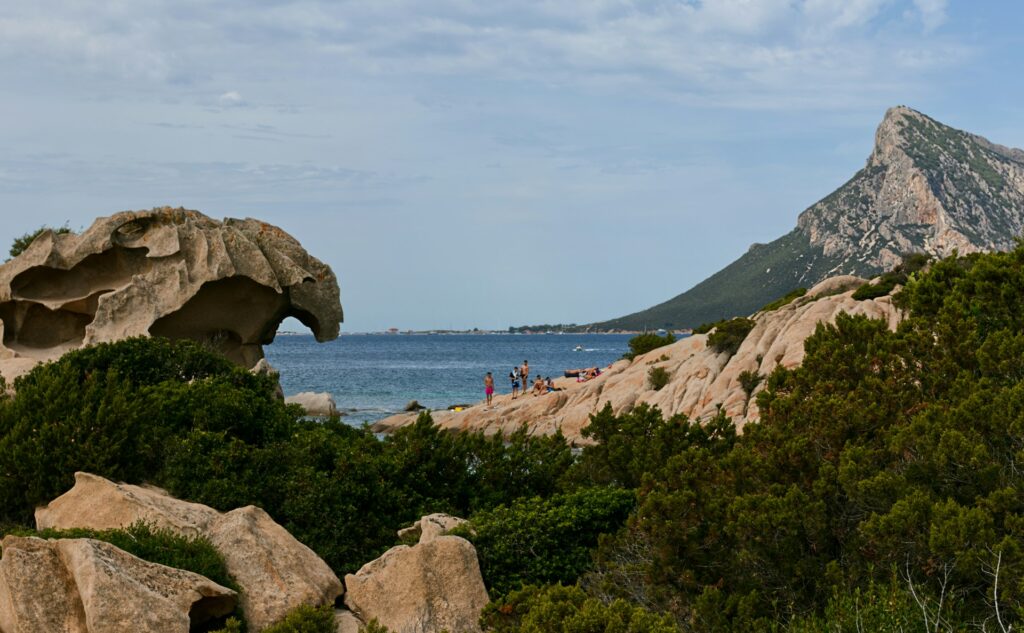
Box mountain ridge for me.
[593,106,1024,330]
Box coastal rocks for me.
[345,515,488,633]
[396,513,468,544]
[0,535,236,633]
[404,400,425,412]
[0,207,343,384]
[285,391,339,417]
[206,506,344,632]
[373,275,903,442]
[35,472,343,632]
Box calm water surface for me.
[264,333,631,424]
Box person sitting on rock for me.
[532,375,546,396]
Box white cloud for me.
[912,0,948,31]
[218,91,244,106]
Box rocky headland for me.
[374,274,902,442]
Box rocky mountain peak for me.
[594,107,1024,330]
[797,106,1024,273]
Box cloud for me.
[218,91,244,107]
[912,0,948,31]
[0,0,969,111]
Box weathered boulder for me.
[373,274,903,441]
[36,472,219,537]
[0,535,236,633]
[0,207,342,384]
[345,516,488,633]
[396,513,469,544]
[206,506,344,632]
[285,391,339,417]
[35,472,343,632]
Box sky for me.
[2,0,1023,332]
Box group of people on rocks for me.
[482,359,560,406]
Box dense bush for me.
[706,317,755,356]
[647,366,670,391]
[853,251,931,300]
[481,584,679,633]
[624,331,676,360]
[455,487,635,596]
[0,337,575,576]
[579,245,1024,629]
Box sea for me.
[264,333,633,425]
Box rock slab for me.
[35,472,343,632]
[345,515,488,633]
[0,535,236,633]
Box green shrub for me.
[623,331,675,361]
[706,317,755,356]
[0,337,293,524]
[455,487,635,596]
[759,287,807,312]
[565,403,736,490]
[853,252,932,301]
[0,521,235,590]
[261,604,336,633]
[8,224,72,259]
[692,320,723,335]
[646,366,670,391]
[481,584,679,633]
[852,275,899,299]
[737,370,762,398]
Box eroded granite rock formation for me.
[0,535,236,633]
[344,515,489,633]
[0,207,342,383]
[36,472,343,632]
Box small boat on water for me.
[573,345,584,352]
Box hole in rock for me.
[0,300,97,356]
[10,246,151,304]
[188,594,237,633]
[150,276,303,367]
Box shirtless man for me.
[532,375,546,396]
[520,360,529,392]
[484,372,495,406]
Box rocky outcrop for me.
[375,275,902,442]
[285,391,339,417]
[35,472,343,632]
[0,207,342,383]
[344,515,489,633]
[396,513,469,544]
[0,535,236,633]
[595,106,1024,330]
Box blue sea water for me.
[264,333,632,424]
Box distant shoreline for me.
[277,329,692,337]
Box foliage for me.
[624,331,676,361]
[737,370,762,398]
[1,520,235,591]
[0,337,576,577]
[259,605,336,633]
[0,337,291,523]
[565,403,736,491]
[759,287,806,313]
[455,487,635,597]
[581,244,1024,629]
[647,366,671,391]
[8,224,72,259]
[853,251,931,300]
[692,319,722,335]
[481,584,680,633]
[706,317,755,356]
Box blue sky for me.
[2,1,1022,332]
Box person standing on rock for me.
[510,367,520,399]
[484,372,495,406]
[520,360,529,393]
